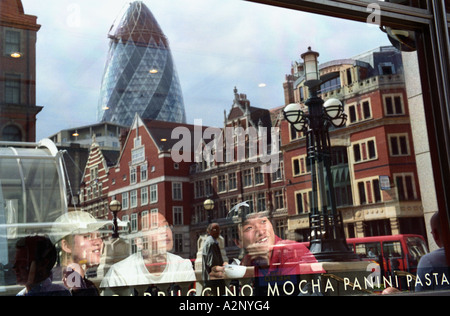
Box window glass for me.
[1,0,448,298]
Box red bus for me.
[346,234,429,277]
[301,234,428,275]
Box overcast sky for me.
[20,0,390,141]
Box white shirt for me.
[101,252,195,288]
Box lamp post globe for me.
[283,47,358,262]
[204,198,214,223]
[109,200,122,238]
[204,198,214,211]
[324,98,343,119]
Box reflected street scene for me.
[1,0,449,298]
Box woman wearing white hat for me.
[52,211,108,295]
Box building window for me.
[352,138,377,163]
[293,158,300,176]
[373,179,382,203]
[255,167,264,185]
[205,179,213,196]
[173,206,183,226]
[1,125,22,141]
[4,30,20,55]
[140,164,148,181]
[364,219,392,237]
[290,124,299,140]
[122,192,129,210]
[218,200,228,219]
[271,162,283,182]
[395,173,417,201]
[172,182,182,201]
[320,74,341,94]
[122,214,129,231]
[243,195,254,214]
[243,169,253,187]
[131,147,145,165]
[256,192,266,212]
[384,94,405,116]
[228,172,237,190]
[130,167,137,184]
[131,213,138,232]
[130,190,138,208]
[357,178,383,205]
[141,187,148,206]
[378,62,395,75]
[389,134,410,156]
[349,105,357,123]
[274,190,284,210]
[347,99,372,124]
[90,166,99,181]
[4,74,21,104]
[150,209,158,228]
[218,175,227,192]
[141,210,149,231]
[150,184,158,203]
[358,181,366,205]
[195,180,204,198]
[293,156,310,176]
[295,190,312,214]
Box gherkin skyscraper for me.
[97,1,186,126]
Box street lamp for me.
[109,200,122,238]
[204,198,215,223]
[283,47,357,262]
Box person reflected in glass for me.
[202,223,227,295]
[14,235,71,296]
[101,212,195,295]
[415,212,450,292]
[53,211,105,296]
[211,209,318,280]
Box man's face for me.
[237,215,276,250]
[143,212,173,254]
[209,224,220,239]
[72,233,103,266]
[13,247,32,285]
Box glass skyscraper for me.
[97,1,186,126]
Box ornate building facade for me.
[0,0,42,142]
[282,46,425,241]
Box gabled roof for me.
[142,118,207,152]
[80,140,110,183]
[116,114,212,165]
[227,87,273,129]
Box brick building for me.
[0,0,42,142]
[79,136,114,221]
[282,46,425,242]
[189,88,285,259]
[100,114,203,259]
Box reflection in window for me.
[4,74,21,104]
[4,30,20,55]
[1,125,22,141]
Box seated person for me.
[14,235,71,296]
[53,211,105,295]
[210,204,318,281]
[235,210,318,277]
[100,212,195,296]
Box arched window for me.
[2,125,22,141]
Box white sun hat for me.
[51,211,112,244]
